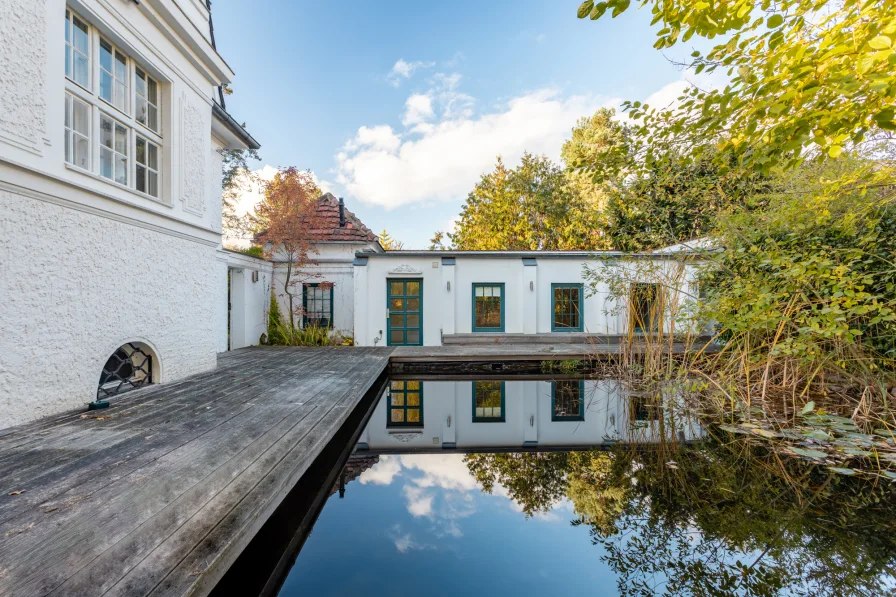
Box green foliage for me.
[449,154,607,250]
[576,0,896,175]
[561,108,632,211]
[232,245,265,259]
[701,172,896,370]
[464,452,570,517]
[266,292,285,346]
[603,149,772,251]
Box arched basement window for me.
[97,343,155,399]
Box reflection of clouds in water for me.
[389,524,438,554]
[359,455,402,485]
[361,453,567,539]
[403,485,434,517]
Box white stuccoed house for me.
[0,0,266,429]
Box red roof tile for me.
[309,193,377,243]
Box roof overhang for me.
[140,0,235,85]
[212,103,260,150]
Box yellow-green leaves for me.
[577,1,594,19]
[766,14,784,28]
[869,35,892,50]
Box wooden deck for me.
[0,347,393,597]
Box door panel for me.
[387,278,423,346]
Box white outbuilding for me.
[352,251,703,347]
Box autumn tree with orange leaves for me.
[253,167,324,329]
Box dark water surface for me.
[276,380,896,597]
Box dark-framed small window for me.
[630,283,663,333]
[388,380,423,427]
[552,380,585,421]
[472,283,505,332]
[473,381,505,422]
[303,283,333,328]
[552,283,584,332]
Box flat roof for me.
[355,250,706,259]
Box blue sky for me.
[214,0,701,248]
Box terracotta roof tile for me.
[310,193,377,243]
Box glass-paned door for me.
[387,279,423,346]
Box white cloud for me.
[337,78,612,209]
[388,59,435,86]
[360,455,403,485]
[403,485,434,517]
[402,94,434,127]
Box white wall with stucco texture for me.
[0,189,218,428]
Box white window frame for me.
[135,67,161,134]
[135,135,160,198]
[63,6,165,202]
[99,36,130,115]
[99,112,129,186]
[65,10,90,90]
[65,92,91,170]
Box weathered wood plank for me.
[0,347,393,597]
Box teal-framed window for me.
[472,283,505,332]
[303,283,333,328]
[472,381,505,422]
[387,380,423,427]
[387,279,423,346]
[552,380,585,421]
[551,283,584,332]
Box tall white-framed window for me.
[65,10,90,89]
[65,93,91,170]
[135,68,160,133]
[100,113,129,186]
[99,37,129,114]
[63,7,165,201]
[136,136,159,197]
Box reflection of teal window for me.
[551,283,584,332]
[388,380,423,427]
[551,381,585,421]
[472,283,505,332]
[472,381,505,422]
[303,283,333,327]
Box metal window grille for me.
[303,283,332,327]
[98,343,153,398]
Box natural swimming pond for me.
[274,378,896,597]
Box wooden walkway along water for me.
[0,347,393,597]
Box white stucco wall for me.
[220,250,273,351]
[272,242,379,338]
[353,253,701,346]
[0,0,254,429]
[0,187,218,428]
[359,380,704,450]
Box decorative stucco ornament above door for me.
[388,264,423,276]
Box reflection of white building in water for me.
[358,380,704,452]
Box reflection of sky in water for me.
[278,453,619,596]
